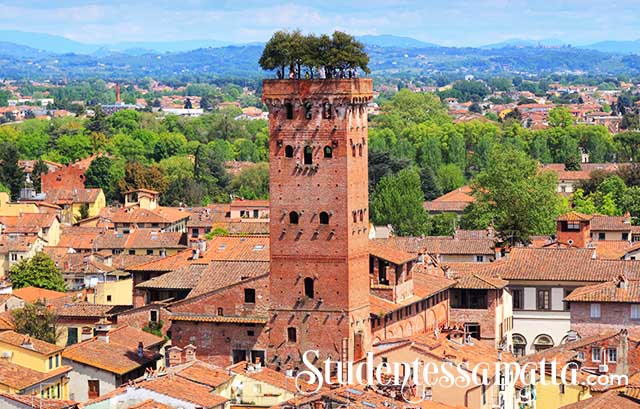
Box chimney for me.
[115,83,121,104]
[166,346,183,367]
[21,336,34,350]
[617,329,629,375]
[95,317,112,343]
[137,341,144,358]
[81,326,93,341]
[184,344,197,362]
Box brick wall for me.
[449,289,500,341]
[571,302,639,337]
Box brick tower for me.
[263,79,373,369]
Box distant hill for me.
[480,38,568,49]
[357,34,439,48]
[0,30,96,54]
[579,40,640,54]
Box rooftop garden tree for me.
[259,30,370,78]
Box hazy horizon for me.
[0,0,639,47]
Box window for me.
[623,232,629,241]
[254,383,263,394]
[146,249,154,255]
[319,212,330,225]
[67,327,78,346]
[217,307,224,316]
[285,102,293,120]
[577,351,585,360]
[304,277,314,298]
[590,303,601,319]
[533,335,554,352]
[55,354,59,367]
[289,211,299,224]
[358,144,363,157]
[323,102,332,119]
[598,232,606,240]
[253,209,259,218]
[106,295,112,302]
[247,330,255,337]
[566,221,580,231]
[512,289,523,310]
[191,228,199,238]
[564,288,573,311]
[287,327,297,342]
[324,146,333,158]
[88,380,100,399]
[592,347,602,362]
[537,289,551,310]
[244,288,256,303]
[150,310,159,322]
[632,304,640,320]
[475,255,485,262]
[128,249,135,255]
[304,146,313,165]
[512,334,527,357]
[285,145,294,158]
[10,254,16,262]
[304,101,313,120]
[49,356,53,369]
[607,348,617,363]
[464,323,481,340]
[450,289,488,309]
[559,384,565,394]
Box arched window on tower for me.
[284,145,294,158]
[304,146,313,165]
[217,307,224,316]
[287,327,297,342]
[285,102,293,120]
[289,211,299,224]
[323,102,332,119]
[358,144,363,157]
[319,211,330,225]
[324,146,333,158]
[304,101,313,120]
[304,277,314,298]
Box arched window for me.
[304,146,313,165]
[359,210,364,222]
[289,211,299,224]
[285,102,293,120]
[284,145,294,158]
[287,327,297,342]
[358,144,363,157]
[533,334,554,352]
[319,212,330,225]
[217,307,224,316]
[304,277,314,298]
[324,146,333,158]
[512,334,527,357]
[323,102,332,119]
[304,101,313,120]
[352,145,356,157]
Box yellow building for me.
[45,188,106,224]
[0,331,71,399]
[92,278,133,305]
[518,371,592,409]
[223,362,299,408]
[0,192,39,216]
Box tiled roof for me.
[230,199,269,208]
[0,360,71,391]
[595,240,632,260]
[12,287,68,303]
[45,188,102,204]
[170,314,268,324]
[0,394,77,409]
[557,211,593,222]
[56,227,103,250]
[0,213,58,232]
[62,326,162,375]
[176,361,232,388]
[127,248,194,272]
[559,389,640,408]
[107,325,165,349]
[101,206,190,225]
[127,400,171,409]
[0,330,63,355]
[591,215,633,231]
[565,278,640,303]
[454,273,508,289]
[228,361,300,393]
[138,375,228,408]
[188,260,269,297]
[136,264,207,290]
[369,242,416,265]
[480,247,640,282]
[375,236,495,256]
[211,221,270,235]
[554,170,592,180]
[423,186,474,212]
[94,230,186,250]
[55,303,130,318]
[370,274,455,316]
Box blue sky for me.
[0,0,638,46]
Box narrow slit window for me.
[304,146,313,165]
[324,146,333,158]
[285,103,293,120]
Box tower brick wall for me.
[263,79,373,368]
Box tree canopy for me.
[11,302,59,344]
[259,30,370,78]
[9,252,66,292]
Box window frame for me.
[536,288,551,310]
[590,303,601,319]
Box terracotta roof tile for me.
[369,242,416,265]
[0,361,71,391]
[565,278,640,303]
[454,273,509,289]
[176,361,232,388]
[559,389,640,408]
[557,211,593,222]
[138,375,228,408]
[127,399,171,409]
[170,314,268,324]
[136,264,207,290]
[94,230,186,250]
[0,330,63,355]
[228,361,301,393]
[0,394,77,409]
[101,206,190,225]
[591,215,633,231]
[55,303,130,318]
[12,287,68,304]
[188,261,269,297]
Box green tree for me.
[116,162,169,198]
[0,142,25,201]
[466,147,562,244]
[431,213,458,236]
[85,156,117,201]
[11,302,59,344]
[230,162,270,200]
[437,164,465,193]
[31,160,48,193]
[548,107,575,128]
[9,252,66,292]
[420,166,442,200]
[571,189,598,214]
[370,168,431,236]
